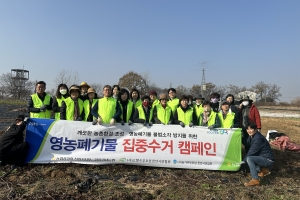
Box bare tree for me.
[190,84,202,97]
[142,71,151,92]
[118,71,147,95]
[175,85,189,98]
[0,72,35,99]
[251,81,268,102]
[54,70,80,88]
[266,84,281,102]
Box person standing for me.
[0,115,29,168]
[52,83,69,120]
[243,122,274,187]
[153,93,173,125]
[117,88,134,124]
[173,95,197,127]
[112,85,120,100]
[133,95,154,126]
[167,88,180,115]
[83,88,98,122]
[239,95,261,152]
[27,81,53,119]
[218,100,239,128]
[193,94,205,121]
[130,88,142,109]
[91,85,121,125]
[149,90,160,107]
[199,100,221,128]
[79,82,90,101]
[60,85,85,121]
[209,92,221,112]
[225,94,239,114]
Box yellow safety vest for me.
[218,111,235,128]
[64,97,84,121]
[136,105,153,123]
[30,93,51,119]
[151,99,160,107]
[119,100,134,122]
[133,99,142,109]
[83,99,98,121]
[193,104,204,119]
[98,97,117,124]
[199,111,217,126]
[167,98,179,114]
[177,107,193,125]
[156,104,172,124]
[54,97,65,120]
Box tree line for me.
[0,70,282,103]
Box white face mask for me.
[242,101,249,106]
[60,89,67,95]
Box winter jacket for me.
[244,131,274,162]
[239,103,261,129]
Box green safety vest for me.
[119,100,134,122]
[136,105,153,123]
[151,99,160,107]
[98,97,117,124]
[199,111,217,126]
[167,98,179,114]
[177,107,193,125]
[54,97,65,120]
[193,104,204,119]
[133,99,142,109]
[64,97,84,121]
[156,104,172,124]
[218,111,235,128]
[30,93,51,119]
[83,99,98,121]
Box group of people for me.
[0,80,274,186]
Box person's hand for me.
[230,125,234,129]
[92,119,98,125]
[120,120,125,126]
[110,118,115,125]
[208,125,214,129]
[179,122,185,128]
[189,122,194,127]
[257,129,261,132]
[128,120,133,125]
[167,121,172,125]
[24,117,29,122]
[40,105,46,112]
[76,117,82,121]
[149,122,153,126]
[143,121,147,126]
[97,117,102,125]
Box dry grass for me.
[0,116,300,199]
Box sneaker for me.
[244,179,260,186]
[258,168,271,177]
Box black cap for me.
[16,114,25,121]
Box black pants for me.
[0,142,29,166]
[242,128,250,153]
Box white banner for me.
[25,119,242,171]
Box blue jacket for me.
[244,131,274,162]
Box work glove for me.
[189,122,194,127]
[120,120,125,126]
[208,125,214,129]
[128,120,133,125]
[149,122,153,126]
[92,119,98,125]
[97,117,102,125]
[76,117,82,121]
[167,121,172,125]
[40,105,46,112]
[110,118,115,125]
[143,121,147,126]
[179,122,185,128]
[24,117,29,122]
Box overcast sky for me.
[1,0,299,102]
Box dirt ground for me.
[1,106,300,199]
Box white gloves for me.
[110,118,115,125]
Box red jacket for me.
[239,104,261,129]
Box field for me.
[0,104,300,199]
